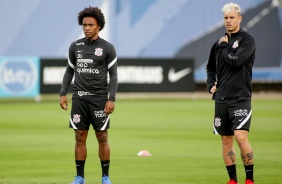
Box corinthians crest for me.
[73,114,81,123]
[214,117,221,127]
[232,40,239,49]
[95,47,103,56]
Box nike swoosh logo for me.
[168,67,191,83]
[76,42,84,45]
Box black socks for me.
[75,160,110,178]
[75,160,85,178]
[244,164,254,182]
[226,164,237,182]
[101,160,110,177]
[226,164,254,182]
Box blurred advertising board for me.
[0,57,40,98]
[118,58,194,92]
[40,59,73,94]
[40,58,194,93]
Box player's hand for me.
[60,96,68,111]
[210,82,217,94]
[104,100,115,115]
[218,35,228,44]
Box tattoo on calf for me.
[227,151,236,163]
[241,153,246,162]
[241,151,254,165]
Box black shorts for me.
[69,96,110,131]
[213,100,252,135]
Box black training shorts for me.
[213,100,252,135]
[69,96,110,131]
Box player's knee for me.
[221,135,234,145]
[235,137,250,150]
[75,130,87,143]
[96,131,108,144]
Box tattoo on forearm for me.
[227,151,236,163]
[241,151,254,165]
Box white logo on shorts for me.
[214,117,221,127]
[73,114,81,123]
[234,109,248,117]
[94,110,107,118]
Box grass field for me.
[0,94,281,184]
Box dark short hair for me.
[78,6,105,31]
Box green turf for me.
[0,97,281,184]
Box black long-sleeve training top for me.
[60,37,118,101]
[206,28,256,102]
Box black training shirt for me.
[206,29,256,102]
[60,37,118,101]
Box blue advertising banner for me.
[0,57,40,97]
